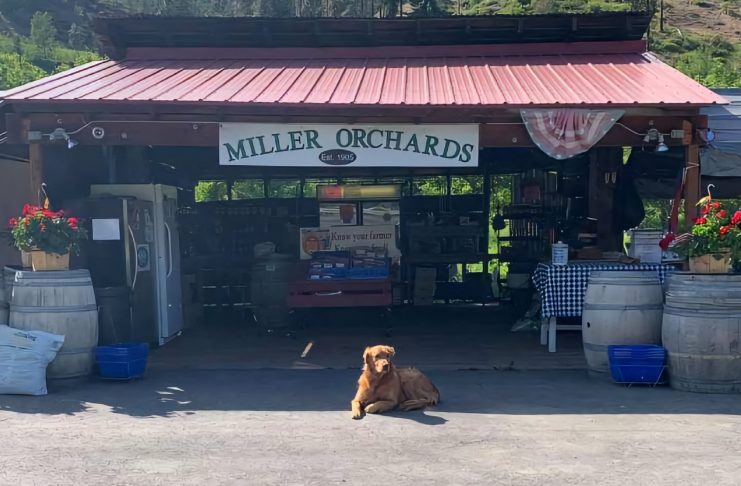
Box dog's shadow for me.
[380,410,448,426]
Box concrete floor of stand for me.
[149,305,586,371]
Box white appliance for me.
[90,184,184,345]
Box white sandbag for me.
[0,325,64,395]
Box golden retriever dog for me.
[351,345,440,420]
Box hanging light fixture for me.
[655,133,669,153]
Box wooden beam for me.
[8,101,704,119]
[12,114,701,149]
[684,144,700,224]
[28,143,44,206]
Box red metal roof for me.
[0,41,725,108]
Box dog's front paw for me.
[351,411,363,420]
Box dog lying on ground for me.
[351,345,440,420]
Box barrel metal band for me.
[664,307,741,318]
[583,342,610,352]
[9,304,98,313]
[583,304,664,311]
[669,353,741,360]
[14,281,92,288]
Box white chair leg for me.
[540,318,548,345]
[548,316,557,353]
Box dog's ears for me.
[363,347,372,368]
[384,346,396,358]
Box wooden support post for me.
[29,143,44,206]
[684,144,700,224]
[588,148,622,251]
[482,167,492,304]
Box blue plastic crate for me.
[348,267,389,280]
[608,345,667,386]
[95,343,149,381]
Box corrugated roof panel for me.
[446,62,481,105]
[253,61,306,103]
[179,62,252,102]
[544,62,611,105]
[2,60,113,99]
[101,63,185,100]
[488,64,531,105]
[130,62,218,101]
[152,61,232,101]
[353,60,386,105]
[380,58,407,105]
[0,43,726,108]
[404,61,429,105]
[78,62,177,100]
[51,62,141,100]
[200,64,265,102]
[230,66,287,103]
[428,61,455,105]
[302,65,346,104]
[278,61,326,103]
[528,62,581,104]
[328,59,366,104]
[508,61,560,104]
[466,64,505,105]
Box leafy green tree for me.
[195,181,229,202]
[30,11,57,59]
[0,52,46,89]
[408,0,450,16]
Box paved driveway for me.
[2,369,741,485]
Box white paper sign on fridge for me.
[92,218,121,241]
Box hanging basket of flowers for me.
[8,204,88,271]
[670,195,741,274]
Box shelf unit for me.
[400,194,491,304]
[178,198,318,323]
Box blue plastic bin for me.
[95,343,149,380]
[348,267,390,279]
[607,345,667,386]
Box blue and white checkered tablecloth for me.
[532,263,675,318]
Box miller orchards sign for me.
[219,123,479,167]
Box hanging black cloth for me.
[613,161,645,232]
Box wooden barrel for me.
[662,273,741,393]
[250,255,294,328]
[581,271,664,376]
[0,266,16,326]
[10,269,96,307]
[0,287,7,325]
[10,304,99,380]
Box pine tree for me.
[68,23,88,50]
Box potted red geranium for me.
[8,204,88,271]
[670,199,741,273]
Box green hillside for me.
[0,0,739,90]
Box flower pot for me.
[30,251,70,271]
[21,251,32,268]
[689,252,731,274]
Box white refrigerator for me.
[90,184,184,345]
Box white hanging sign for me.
[219,123,479,167]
